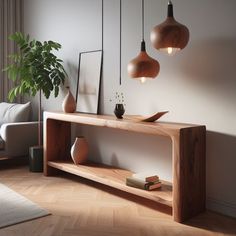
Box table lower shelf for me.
[47,160,173,207]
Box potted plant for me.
[110,91,125,119]
[3,32,67,171]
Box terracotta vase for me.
[70,137,88,165]
[62,87,76,113]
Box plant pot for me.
[29,145,43,172]
[114,103,125,119]
[71,137,88,165]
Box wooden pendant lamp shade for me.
[150,1,189,55]
[127,0,159,83]
[127,41,159,83]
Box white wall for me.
[24,0,236,218]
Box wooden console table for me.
[44,111,206,223]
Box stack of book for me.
[126,173,161,191]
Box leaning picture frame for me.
[76,50,103,114]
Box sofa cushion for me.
[0,136,4,150]
[0,102,31,125]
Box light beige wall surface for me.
[24,0,236,218]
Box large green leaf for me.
[3,32,68,101]
[8,88,16,102]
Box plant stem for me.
[38,89,42,147]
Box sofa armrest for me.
[0,122,38,157]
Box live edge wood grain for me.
[172,126,206,222]
[43,111,206,223]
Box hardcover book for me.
[126,176,162,191]
[132,173,159,183]
[147,182,162,190]
[126,177,153,190]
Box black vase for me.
[114,104,125,119]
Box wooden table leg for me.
[44,118,71,176]
[172,126,206,222]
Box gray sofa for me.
[0,102,38,159]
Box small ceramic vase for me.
[70,137,88,165]
[114,103,125,119]
[62,86,76,113]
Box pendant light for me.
[127,0,160,83]
[150,1,189,56]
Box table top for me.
[44,111,205,138]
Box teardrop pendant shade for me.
[127,41,160,80]
[151,17,189,50]
[150,1,189,54]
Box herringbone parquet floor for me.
[0,161,236,236]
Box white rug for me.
[0,183,50,228]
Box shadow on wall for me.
[177,37,236,216]
[169,38,236,106]
[81,125,172,181]
[179,38,236,81]
[206,131,236,211]
[66,61,79,96]
[178,38,236,103]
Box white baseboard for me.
[207,197,236,218]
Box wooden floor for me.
[0,161,236,236]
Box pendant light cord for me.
[140,0,146,51]
[102,0,104,51]
[119,0,122,85]
[142,0,144,41]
